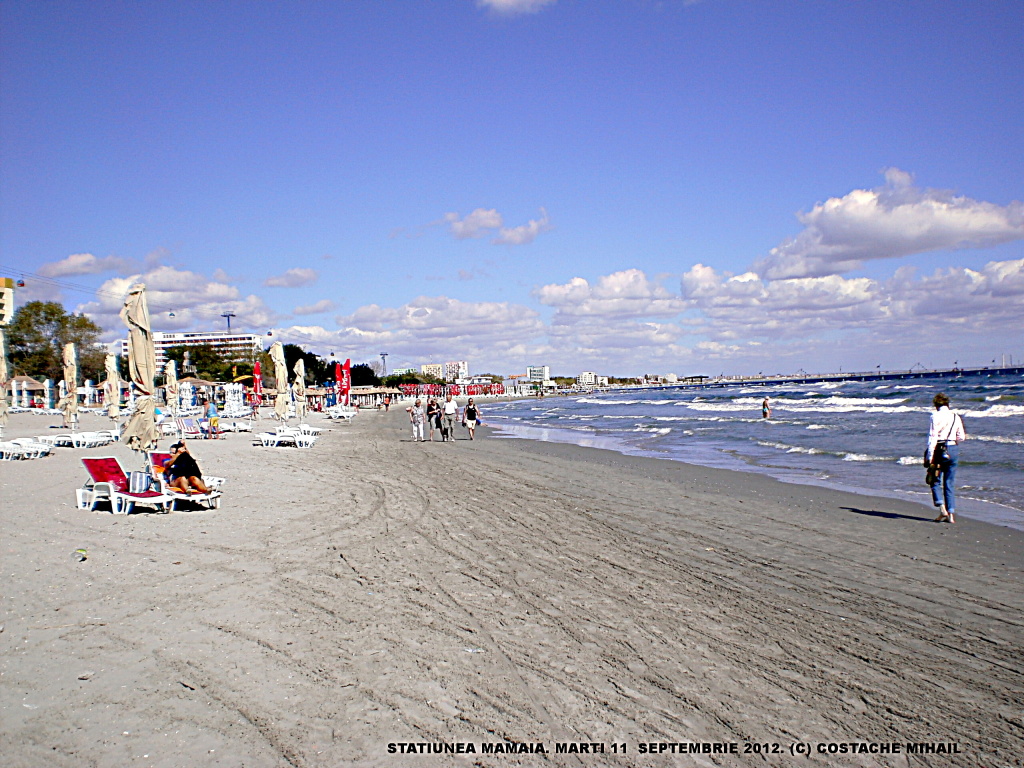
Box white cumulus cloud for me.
[494,208,552,245]
[444,208,503,239]
[756,169,1024,279]
[38,252,136,278]
[477,0,556,14]
[273,296,546,367]
[293,299,337,316]
[441,207,552,245]
[265,268,319,287]
[76,264,279,340]
[537,269,686,318]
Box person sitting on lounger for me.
[163,442,210,494]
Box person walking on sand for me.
[406,398,425,442]
[442,393,458,443]
[205,398,221,438]
[762,397,772,419]
[925,392,966,523]
[463,398,481,440]
[426,397,440,442]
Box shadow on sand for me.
[840,506,931,522]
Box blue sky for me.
[2,0,1022,376]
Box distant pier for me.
[618,365,1024,393]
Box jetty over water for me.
[628,365,1024,393]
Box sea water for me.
[485,374,1024,531]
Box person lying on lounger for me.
[163,442,210,494]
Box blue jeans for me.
[930,443,959,512]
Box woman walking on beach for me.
[426,398,440,442]
[406,399,425,442]
[925,392,965,523]
[463,398,480,440]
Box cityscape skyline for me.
[2,1,1022,376]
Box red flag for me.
[253,360,263,403]
[341,359,351,406]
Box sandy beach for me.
[1,408,1022,768]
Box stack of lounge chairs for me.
[2,430,118,458]
[325,405,357,423]
[253,424,319,448]
[0,438,54,460]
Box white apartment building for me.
[526,365,550,382]
[118,331,263,368]
[0,277,14,325]
[391,367,417,376]
[577,371,598,386]
[444,360,468,382]
[420,361,468,382]
[421,363,444,379]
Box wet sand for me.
[1,409,1022,767]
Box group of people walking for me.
[406,394,482,443]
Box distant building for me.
[577,371,598,386]
[526,365,550,382]
[391,367,417,376]
[421,363,444,379]
[0,277,14,325]
[444,360,468,382]
[118,331,262,368]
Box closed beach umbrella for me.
[104,353,120,420]
[165,359,178,417]
[270,341,288,421]
[119,283,159,452]
[293,358,306,421]
[0,327,9,434]
[57,343,78,428]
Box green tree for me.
[382,371,425,387]
[282,343,330,385]
[163,345,232,382]
[6,301,106,382]
[350,363,380,387]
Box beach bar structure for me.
[348,385,402,408]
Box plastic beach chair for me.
[325,405,356,423]
[78,456,175,514]
[176,418,204,439]
[0,441,28,460]
[9,438,52,458]
[147,451,223,510]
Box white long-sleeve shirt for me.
[926,406,966,457]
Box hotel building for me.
[118,331,263,368]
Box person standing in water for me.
[925,392,966,523]
[762,397,772,419]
